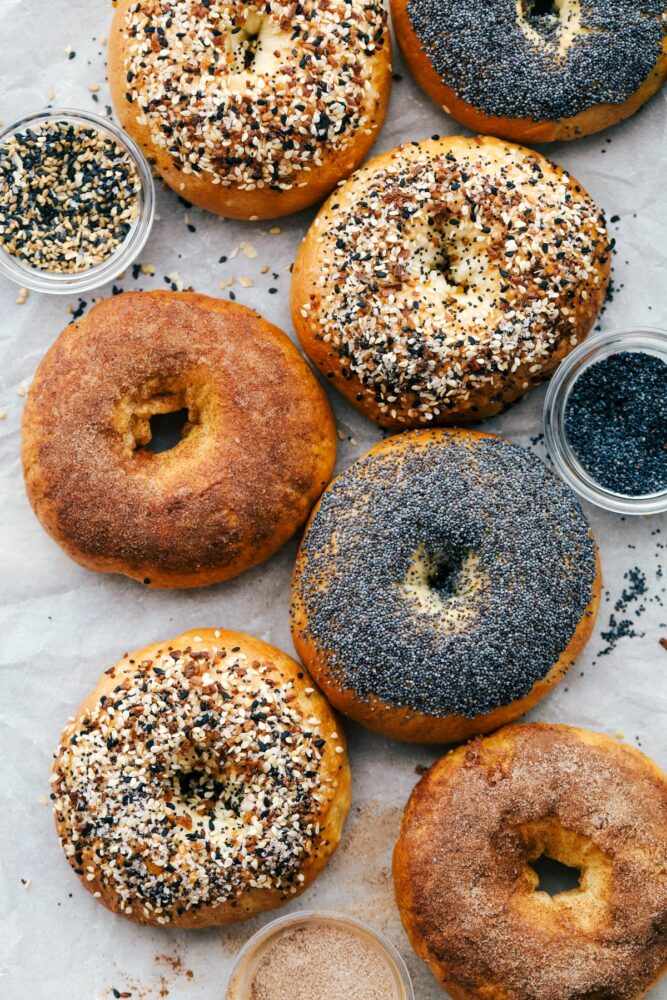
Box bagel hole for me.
[428,554,466,599]
[402,544,484,630]
[176,768,240,816]
[428,242,469,292]
[532,854,581,895]
[231,14,266,72]
[527,0,558,14]
[522,0,562,34]
[244,32,261,68]
[145,408,190,454]
[431,248,456,282]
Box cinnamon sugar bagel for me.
[393,723,667,1000]
[108,0,391,219]
[391,0,667,143]
[291,136,611,429]
[51,630,351,928]
[290,429,601,744]
[22,291,336,588]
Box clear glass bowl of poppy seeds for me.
[0,108,154,294]
[544,328,667,515]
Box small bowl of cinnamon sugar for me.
[226,910,414,1000]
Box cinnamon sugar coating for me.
[394,724,667,1000]
[22,291,336,588]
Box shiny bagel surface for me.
[109,0,391,219]
[391,0,667,143]
[291,136,611,429]
[22,291,336,588]
[291,429,601,744]
[393,723,667,1000]
[51,630,351,928]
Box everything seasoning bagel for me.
[109,0,392,218]
[52,630,351,927]
[292,136,611,428]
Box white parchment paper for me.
[1,2,666,997]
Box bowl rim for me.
[225,908,415,1000]
[0,106,155,295]
[543,326,667,516]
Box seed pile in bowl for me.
[564,351,667,497]
[0,120,141,273]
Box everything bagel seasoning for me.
[119,0,387,191]
[0,120,141,273]
[299,141,610,423]
[51,643,334,924]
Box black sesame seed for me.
[0,121,141,273]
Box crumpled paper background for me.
[0,2,666,998]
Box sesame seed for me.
[119,0,388,192]
[52,644,336,922]
[0,121,141,274]
[296,139,610,422]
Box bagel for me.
[290,429,601,744]
[393,723,667,1000]
[21,291,336,588]
[108,0,392,219]
[391,0,667,143]
[51,630,351,928]
[291,136,611,429]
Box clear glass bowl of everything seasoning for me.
[0,108,154,294]
[544,327,667,516]
[226,910,415,1000]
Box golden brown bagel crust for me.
[108,0,391,219]
[291,136,610,429]
[52,630,351,928]
[22,291,336,588]
[391,0,667,143]
[291,429,601,744]
[393,724,667,1000]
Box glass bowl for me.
[0,107,155,294]
[225,910,415,1000]
[544,327,667,515]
